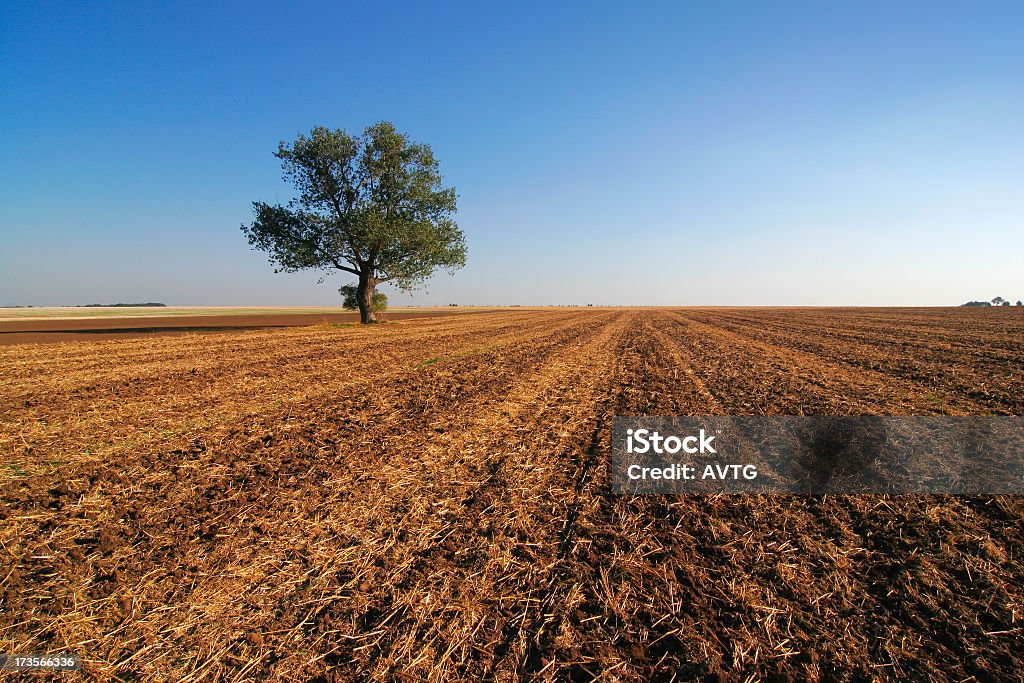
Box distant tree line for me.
[78,301,165,307]
[962,297,1022,307]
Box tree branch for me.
[327,192,365,269]
[332,260,360,276]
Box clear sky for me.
[2,1,1022,306]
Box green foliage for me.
[339,284,388,312]
[241,122,466,291]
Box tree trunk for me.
[356,272,378,324]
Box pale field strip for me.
[0,306,491,322]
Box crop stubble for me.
[0,307,1021,681]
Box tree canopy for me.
[242,122,466,322]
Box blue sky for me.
[2,1,1022,306]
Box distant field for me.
[0,306,501,344]
[0,305,474,321]
[1,307,1021,681]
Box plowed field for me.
[1,308,1021,681]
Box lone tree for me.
[242,123,466,323]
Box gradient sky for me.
[2,1,1022,306]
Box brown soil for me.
[0,310,483,345]
[0,307,1021,681]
